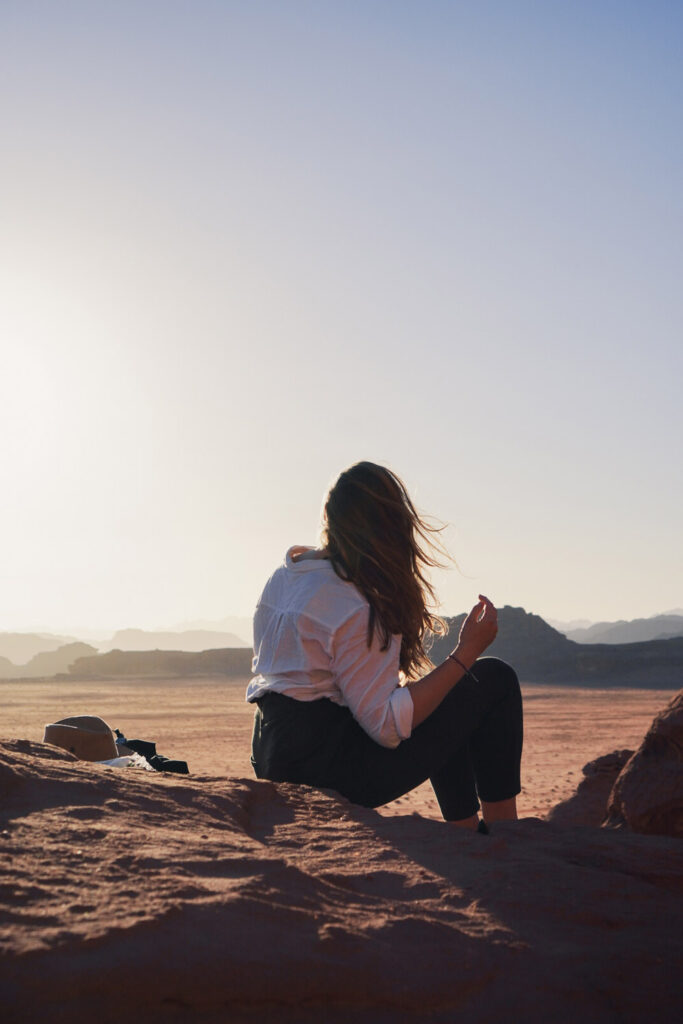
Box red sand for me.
[0,676,672,818]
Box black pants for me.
[251,656,523,821]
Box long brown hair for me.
[321,462,447,677]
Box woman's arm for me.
[332,607,412,747]
[406,596,498,727]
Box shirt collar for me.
[285,546,333,572]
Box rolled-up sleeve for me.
[332,607,414,748]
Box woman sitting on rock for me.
[247,462,523,831]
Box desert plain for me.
[0,675,673,818]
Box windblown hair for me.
[321,462,448,677]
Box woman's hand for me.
[407,594,498,726]
[454,595,498,665]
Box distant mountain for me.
[103,629,250,652]
[168,617,253,645]
[68,647,252,678]
[7,608,682,688]
[0,642,98,679]
[546,617,593,633]
[0,632,78,665]
[429,607,683,687]
[566,615,683,645]
[0,655,17,676]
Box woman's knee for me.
[471,657,521,702]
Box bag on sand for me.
[43,715,189,773]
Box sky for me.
[1,1,682,633]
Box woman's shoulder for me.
[303,569,368,628]
[260,547,366,624]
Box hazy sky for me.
[2,1,681,632]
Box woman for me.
[247,462,522,831]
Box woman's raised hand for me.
[409,595,499,726]
[455,595,498,663]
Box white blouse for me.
[246,547,414,748]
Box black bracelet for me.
[448,653,479,683]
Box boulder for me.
[547,749,633,827]
[605,689,683,836]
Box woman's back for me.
[247,545,411,747]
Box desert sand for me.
[0,676,673,818]
[2,679,681,1022]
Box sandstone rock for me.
[605,688,683,836]
[1,738,682,1022]
[547,749,633,826]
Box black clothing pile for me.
[114,729,189,774]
